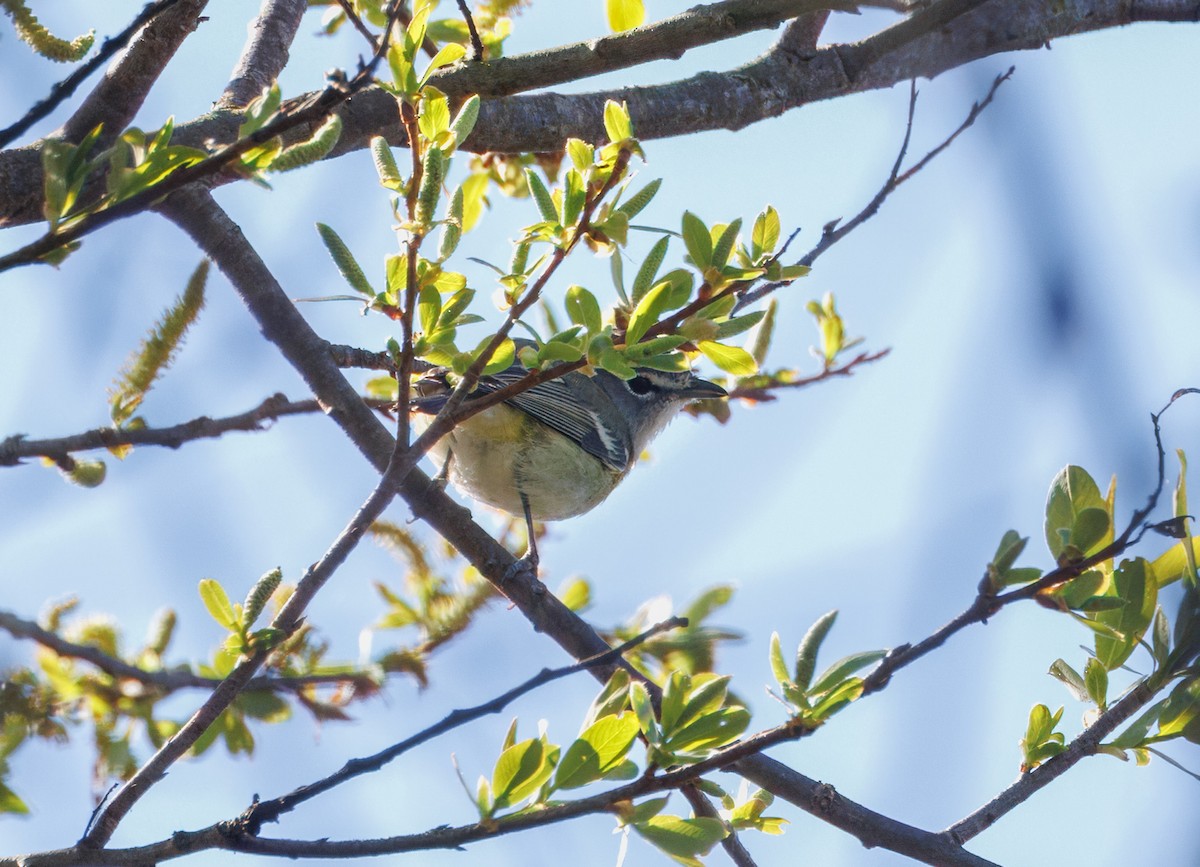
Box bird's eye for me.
[627,375,653,395]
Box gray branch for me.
[1,0,1195,229]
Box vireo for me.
[412,352,726,566]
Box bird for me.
[411,349,726,569]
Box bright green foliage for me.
[1044,465,1112,565]
[2,0,94,61]
[726,787,787,835]
[41,125,103,231]
[806,291,860,368]
[105,119,208,201]
[1092,557,1157,670]
[1021,704,1066,770]
[632,814,728,867]
[634,671,751,769]
[551,712,640,790]
[40,117,206,243]
[198,571,288,659]
[982,530,1043,591]
[109,261,208,427]
[770,612,885,725]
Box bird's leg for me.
[503,492,539,581]
[430,448,453,491]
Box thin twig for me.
[860,388,1187,696]
[946,679,1158,843]
[733,69,1013,314]
[0,0,185,148]
[0,394,373,467]
[334,0,379,48]
[0,609,379,696]
[455,0,485,61]
[725,348,892,401]
[238,616,688,833]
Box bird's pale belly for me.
[424,404,624,521]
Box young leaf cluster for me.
[769,611,886,726]
[992,457,1200,770]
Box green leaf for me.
[606,0,646,32]
[238,690,291,723]
[626,280,673,346]
[491,738,556,809]
[1094,558,1157,671]
[603,99,634,143]
[665,705,750,754]
[199,579,238,632]
[809,650,887,697]
[714,310,765,341]
[697,341,756,375]
[0,781,29,815]
[1047,658,1088,702]
[473,336,516,375]
[1045,466,1107,561]
[794,610,836,690]
[1084,657,1108,709]
[634,815,728,861]
[420,43,466,86]
[629,681,658,740]
[561,168,585,227]
[566,138,594,171]
[659,670,688,735]
[681,211,711,270]
[710,219,742,270]
[418,285,442,334]
[769,632,792,690]
[565,285,603,334]
[808,677,865,720]
[751,206,781,259]
[553,712,640,790]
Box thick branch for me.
[219,0,309,109]
[58,0,210,145]
[2,0,1196,229]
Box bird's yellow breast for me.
[423,403,624,521]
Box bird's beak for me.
[684,377,728,400]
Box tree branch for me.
[239,617,687,834]
[0,394,381,467]
[219,0,310,110]
[0,609,379,696]
[946,678,1158,843]
[5,0,1193,230]
[57,0,210,147]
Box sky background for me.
[2,2,1198,865]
